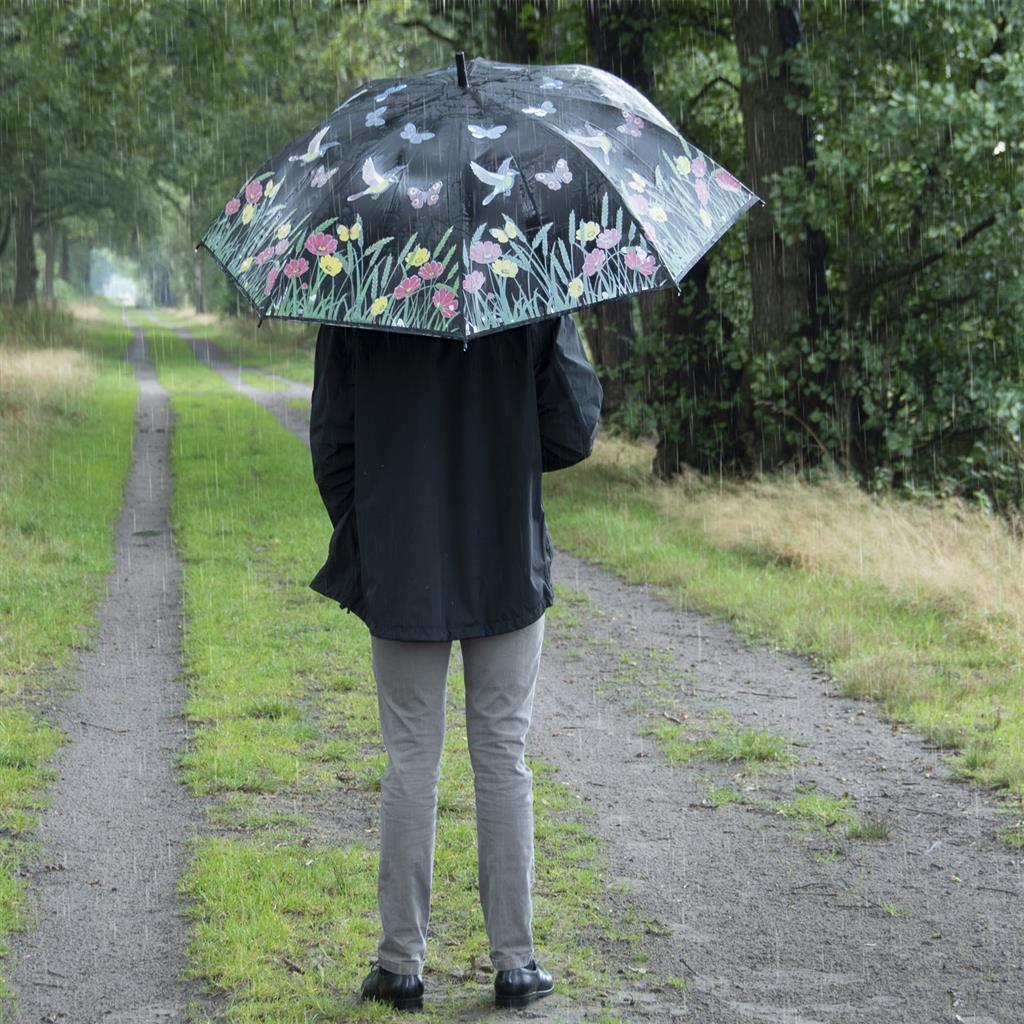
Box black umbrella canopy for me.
[196,54,761,344]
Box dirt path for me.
[4,327,217,1024]
[162,322,1023,1024]
[529,558,1023,1024]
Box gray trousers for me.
[369,612,546,975]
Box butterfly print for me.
[467,123,508,140]
[310,164,339,188]
[400,122,435,144]
[534,158,573,190]
[365,107,387,128]
[617,109,645,137]
[407,181,442,208]
[522,100,556,117]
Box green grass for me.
[641,709,801,771]
[149,329,657,1020]
[0,303,138,1005]
[240,369,292,392]
[773,784,858,836]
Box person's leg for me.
[460,613,546,972]
[370,632,452,975]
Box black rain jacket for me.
[308,313,603,641]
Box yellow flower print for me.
[575,221,600,243]
[567,277,584,299]
[627,170,648,192]
[648,205,668,223]
[491,259,519,277]
[242,203,254,225]
[674,155,691,175]
[338,221,361,242]
[276,222,291,239]
[699,207,712,229]
[239,256,253,272]
[489,219,519,243]
[319,254,342,276]
[370,297,388,315]
[265,179,280,199]
[407,246,430,267]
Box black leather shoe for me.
[359,962,424,1012]
[494,957,554,1009]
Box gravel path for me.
[159,321,1023,1024]
[4,325,216,1024]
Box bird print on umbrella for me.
[289,125,341,165]
[348,157,407,202]
[560,125,613,165]
[470,156,519,206]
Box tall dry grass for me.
[632,445,1024,655]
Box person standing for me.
[308,312,603,1011]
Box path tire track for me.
[4,325,219,1024]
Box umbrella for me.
[195,52,762,348]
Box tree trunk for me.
[193,257,204,314]
[491,0,550,63]
[731,0,813,472]
[42,224,58,306]
[60,231,72,283]
[13,198,38,307]
[582,0,658,422]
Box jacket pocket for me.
[309,505,362,607]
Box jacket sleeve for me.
[534,313,604,472]
[309,324,355,528]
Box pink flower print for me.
[630,193,649,214]
[691,155,706,178]
[419,260,444,281]
[643,222,657,242]
[463,270,485,293]
[254,246,275,265]
[264,265,279,295]
[469,240,502,264]
[304,231,338,256]
[301,283,309,290]
[714,169,742,192]
[283,257,309,279]
[432,286,459,318]
[695,178,710,206]
[244,180,263,203]
[274,238,290,255]
[225,197,241,216]
[582,249,606,277]
[625,248,657,275]
[394,275,422,299]
[596,227,621,250]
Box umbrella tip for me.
[455,51,467,89]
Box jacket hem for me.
[352,593,553,643]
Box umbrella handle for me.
[455,51,467,89]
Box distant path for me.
[5,324,216,1023]
[179,332,312,442]
[155,318,1024,1023]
